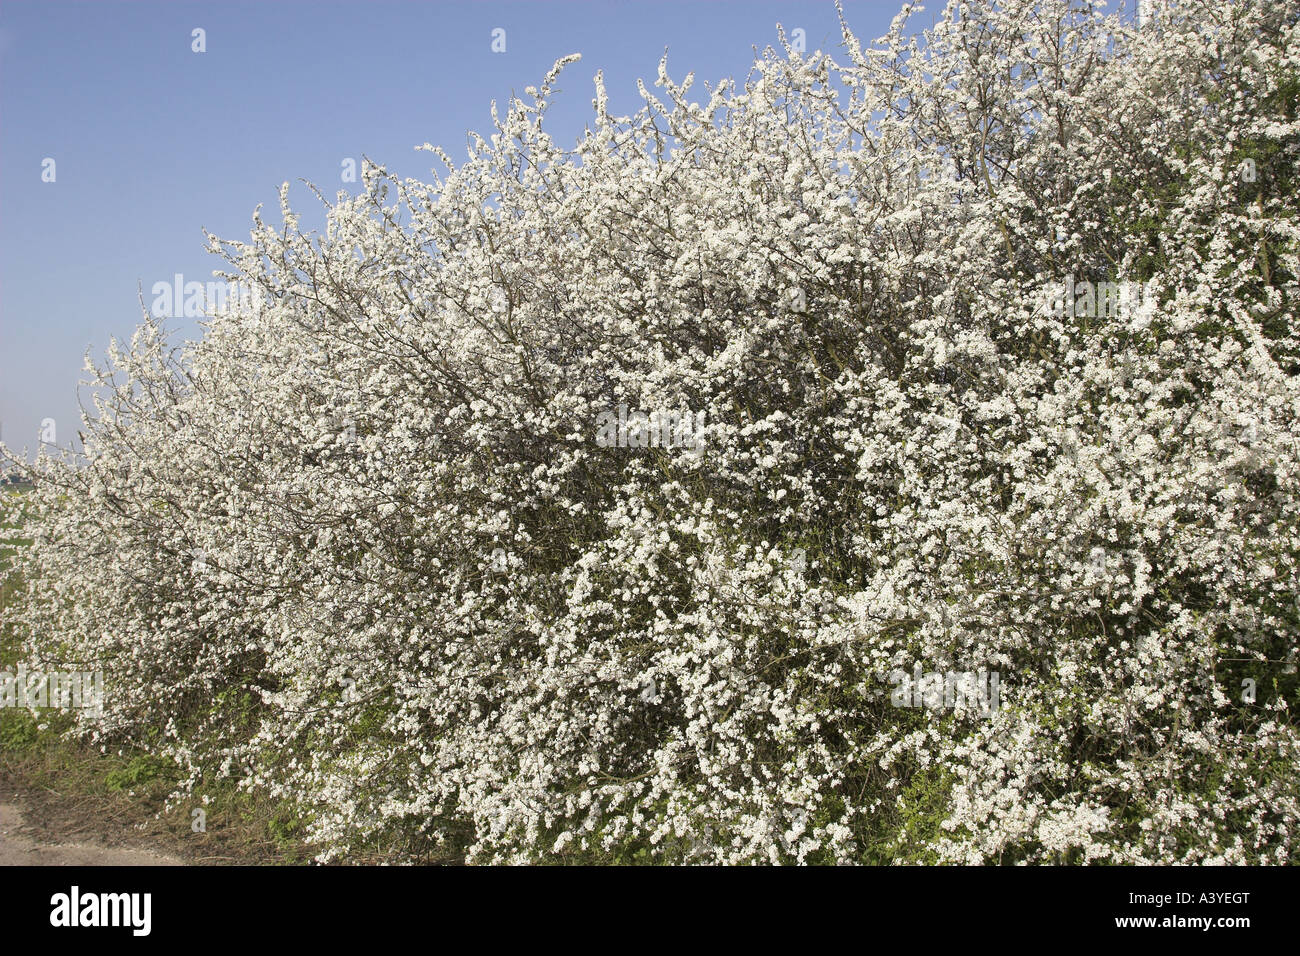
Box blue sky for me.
[0,0,909,458]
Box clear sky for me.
[0,0,910,458]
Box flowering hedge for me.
[5,0,1299,863]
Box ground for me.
[0,788,182,865]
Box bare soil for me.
[0,789,182,865]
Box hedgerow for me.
[4,0,1299,863]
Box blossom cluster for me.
[4,0,1298,863]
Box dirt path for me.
[0,798,181,866]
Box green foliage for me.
[105,754,178,792]
[891,764,959,865]
[0,707,39,754]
